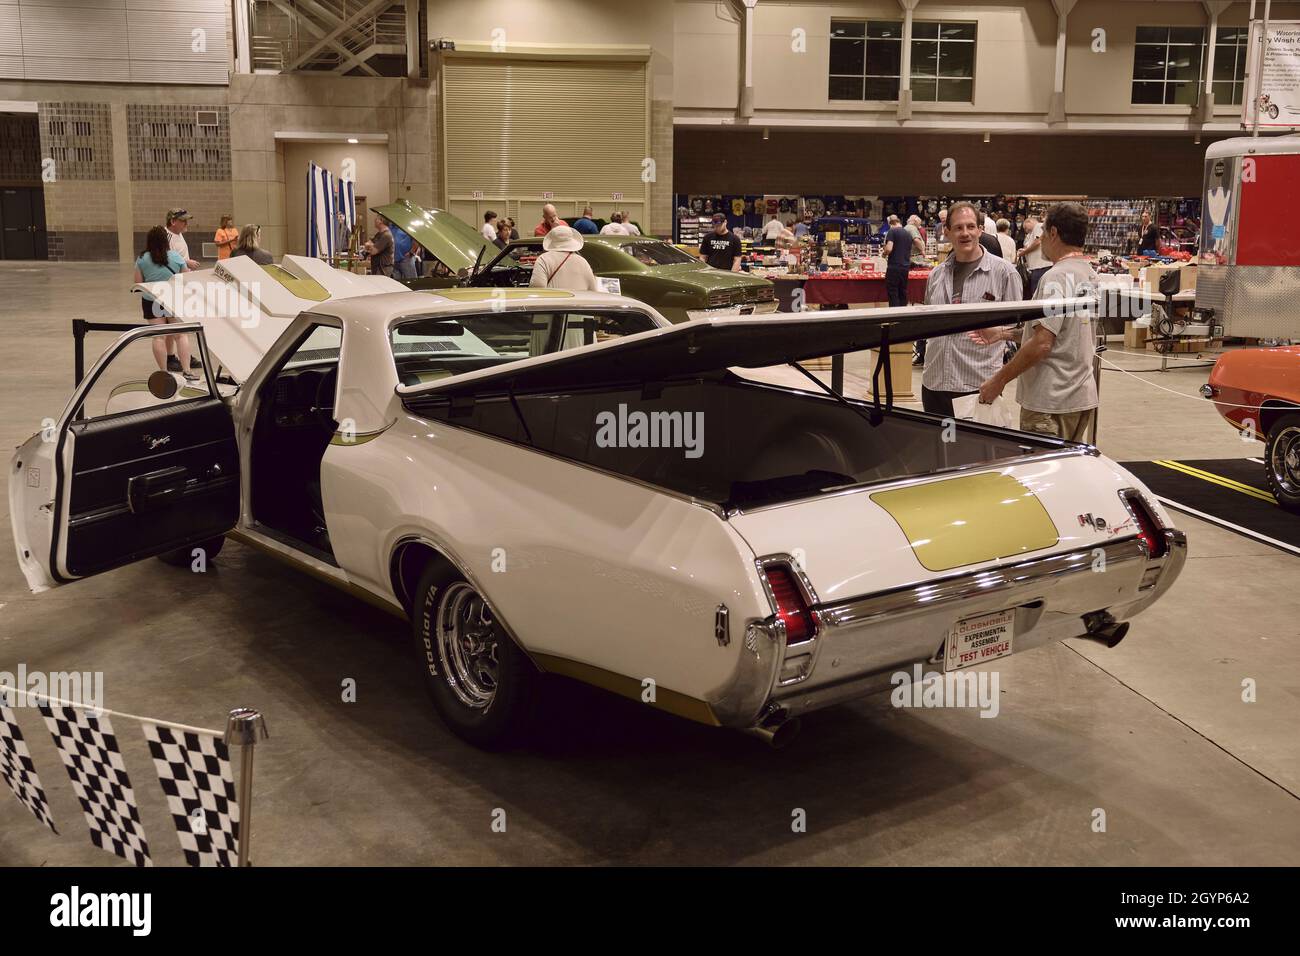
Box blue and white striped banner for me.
[307,162,336,260]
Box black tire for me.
[1264,412,1300,513]
[412,562,538,749]
[156,535,226,567]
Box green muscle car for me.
[373,199,776,324]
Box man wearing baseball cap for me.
[698,213,742,272]
[165,209,200,270]
[163,209,201,371]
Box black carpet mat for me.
[1120,458,1300,555]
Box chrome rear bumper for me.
[710,530,1187,727]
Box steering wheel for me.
[312,366,339,428]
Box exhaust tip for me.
[742,714,802,750]
[1102,621,1130,648]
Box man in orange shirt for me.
[214,215,238,260]
[533,203,566,237]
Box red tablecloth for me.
[802,271,930,306]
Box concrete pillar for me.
[407,0,421,79]
[897,0,920,120]
[1201,2,1234,124]
[1048,0,1076,124]
[110,103,133,263]
[233,0,252,74]
[739,0,757,118]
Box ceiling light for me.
[983,131,991,143]
[347,137,358,144]
[763,127,770,140]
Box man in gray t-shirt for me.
[972,202,1098,443]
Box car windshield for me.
[389,309,658,387]
[617,241,699,267]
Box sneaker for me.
[166,355,182,372]
[189,356,202,369]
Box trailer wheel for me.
[1264,413,1300,513]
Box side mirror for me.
[147,370,179,400]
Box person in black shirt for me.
[699,213,742,271]
[978,229,1003,258]
[882,214,917,307]
[1139,211,1160,255]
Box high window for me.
[1132,26,1206,104]
[829,19,976,104]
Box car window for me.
[284,325,342,369]
[617,241,699,267]
[389,309,658,386]
[71,332,212,421]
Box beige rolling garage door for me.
[440,55,649,230]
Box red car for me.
[1203,346,1300,511]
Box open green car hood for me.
[372,199,491,274]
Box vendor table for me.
[802,270,930,306]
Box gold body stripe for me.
[530,653,721,727]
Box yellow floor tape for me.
[1152,460,1277,505]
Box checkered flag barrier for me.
[0,701,58,834]
[142,723,240,867]
[37,703,152,867]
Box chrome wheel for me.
[1269,425,1300,497]
[435,582,500,709]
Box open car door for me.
[10,323,239,592]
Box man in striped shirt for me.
[920,202,1023,417]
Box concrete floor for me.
[0,262,1296,866]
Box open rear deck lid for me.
[132,257,400,382]
[396,297,1096,401]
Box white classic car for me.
[9,259,1187,748]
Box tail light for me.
[756,286,775,302]
[763,564,816,644]
[1120,490,1167,559]
[707,290,730,307]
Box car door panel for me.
[59,397,239,578]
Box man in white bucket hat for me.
[530,225,601,292]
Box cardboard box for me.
[1143,262,1196,294]
[1147,336,1211,354]
[1124,324,1148,349]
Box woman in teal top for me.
[133,225,196,379]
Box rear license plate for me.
[945,608,1016,672]
[739,305,755,315]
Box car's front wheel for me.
[412,563,538,749]
[1264,412,1300,513]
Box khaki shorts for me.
[1019,407,1096,443]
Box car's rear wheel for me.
[1264,412,1300,513]
[412,563,538,749]
[156,535,226,567]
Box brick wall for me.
[674,130,1233,198]
[130,178,235,257]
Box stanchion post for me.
[224,707,269,867]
